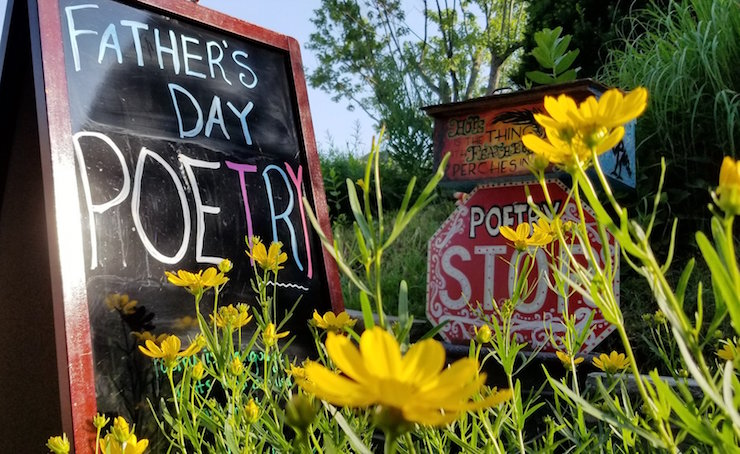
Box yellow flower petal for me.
[360,327,402,379]
[399,338,445,383]
[325,332,372,383]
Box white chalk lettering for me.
[119,20,148,67]
[179,155,223,264]
[64,4,99,72]
[231,50,258,89]
[181,35,206,79]
[206,41,231,85]
[226,101,254,146]
[131,147,191,264]
[168,83,204,138]
[97,23,122,65]
[155,28,180,74]
[72,131,131,269]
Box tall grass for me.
[602,0,739,159]
[600,0,740,240]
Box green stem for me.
[167,367,186,450]
[404,433,417,454]
[310,431,324,454]
[375,250,385,328]
[616,322,676,450]
[384,433,398,454]
[507,373,526,454]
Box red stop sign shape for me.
[427,180,618,353]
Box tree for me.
[308,0,527,174]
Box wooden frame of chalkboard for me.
[30,0,343,450]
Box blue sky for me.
[199,0,375,154]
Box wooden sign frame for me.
[29,0,343,450]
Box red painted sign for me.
[426,180,618,353]
[423,80,637,189]
[433,101,545,181]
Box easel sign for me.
[30,0,341,449]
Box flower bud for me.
[111,416,132,444]
[285,394,317,432]
[93,413,110,430]
[229,357,244,376]
[218,258,233,273]
[717,156,740,215]
[474,324,492,344]
[192,361,205,381]
[244,398,260,424]
[46,435,70,454]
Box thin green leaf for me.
[675,258,695,307]
[322,402,374,454]
[420,320,449,340]
[359,291,375,329]
[346,179,374,249]
[398,280,409,328]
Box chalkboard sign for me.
[32,0,341,448]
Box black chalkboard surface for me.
[39,0,340,433]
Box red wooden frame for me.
[30,0,343,451]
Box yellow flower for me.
[229,357,245,376]
[717,156,740,215]
[474,324,492,344]
[500,223,551,251]
[299,327,512,426]
[105,293,138,315]
[532,218,556,244]
[99,433,149,454]
[262,323,289,348]
[131,331,168,344]
[172,315,199,331]
[592,351,630,374]
[110,416,132,443]
[46,434,70,454]
[244,398,260,424]
[556,350,584,371]
[165,267,228,295]
[523,87,647,170]
[289,363,309,387]
[717,339,738,362]
[311,310,357,333]
[138,334,204,369]
[211,304,253,329]
[246,236,288,272]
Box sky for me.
[199,0,375,154]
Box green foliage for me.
[513,0,658,84]
[306,129,450,330]
[525,26,580,86]
[319,146,424,224]
[308,0,527,174]
[600,0,740,242]
[332,199,455,318]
